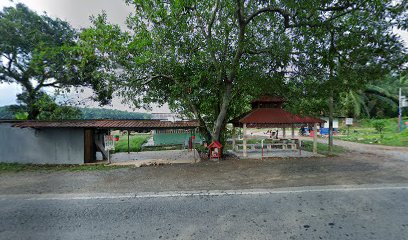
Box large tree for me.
[295,1,406,152]
[0,4,80,119]
[79,0,407,141]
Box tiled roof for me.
[11,119,200,129]
[239,108,325,125]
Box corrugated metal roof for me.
[239,108,325,125]
[11,119,200,129]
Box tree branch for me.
[246,7,290,25]
[207,0,220,40]
[245,2,358,29]
[134,74,175,85]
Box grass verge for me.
[335,118,408,147]
[302,140,347,156]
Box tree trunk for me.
[26,91,40,120]
[189,102,212,142]
[328,89,334,154]
[211,1,245,142]
[212,83,233,141]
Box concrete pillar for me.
[283,127,286,138]
[127,130,130,154]
[291,125,295,138]
[243,123,247,157]
[313,123,318,154]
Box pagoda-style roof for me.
[230,95,325,128]
[251,95,285,109]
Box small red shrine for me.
[208,141,222,161]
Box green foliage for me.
[337,118,408,146]
[14,112,28,120]
[76,0,407,142]
[340,74,407,118]
[153,133,203,146]
[33,94,82,120]
[2,92,83,120]
[372,120,386,135]
[113,135,149,153]
[0,4,79,119]
[301,141,347,156]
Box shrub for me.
[372,120,386,138]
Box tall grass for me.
[113,135,150,153]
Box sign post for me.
[399,89,408,132]
[345,118,353,136]
[104,135,115,163]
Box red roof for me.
[293,115,326,124]
[208,141,222,148]
[11,119,199,129]
[239,108,324,125]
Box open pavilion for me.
[230,96,325,158]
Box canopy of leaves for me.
[77,0,407,140]
[0,4,81,118]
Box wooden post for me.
[283,127,286,138]
[127,130,130,154]
[84,128,95,163]
[243,123,247,157]
[313,123,318,154]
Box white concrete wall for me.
[0,123,84,164]
[322,118,339,129]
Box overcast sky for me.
[0,0,170,112]
[0,0,407,111]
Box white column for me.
[243,123,247,157]
[313,123,318,154]
[291,125,295,138]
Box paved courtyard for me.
[111,149,200,166]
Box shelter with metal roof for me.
[0,119,199,165]
[11,119,199,130]
[229,96,325,157]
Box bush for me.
[372,120,386,138]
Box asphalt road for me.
[1,184,408,240]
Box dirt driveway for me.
[300,137,408,161]
[1,145,408,195]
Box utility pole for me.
[399,88,407,132]
[399,88,402,132]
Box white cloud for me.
[0,83,21,106]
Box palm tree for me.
[341,74,407,118]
